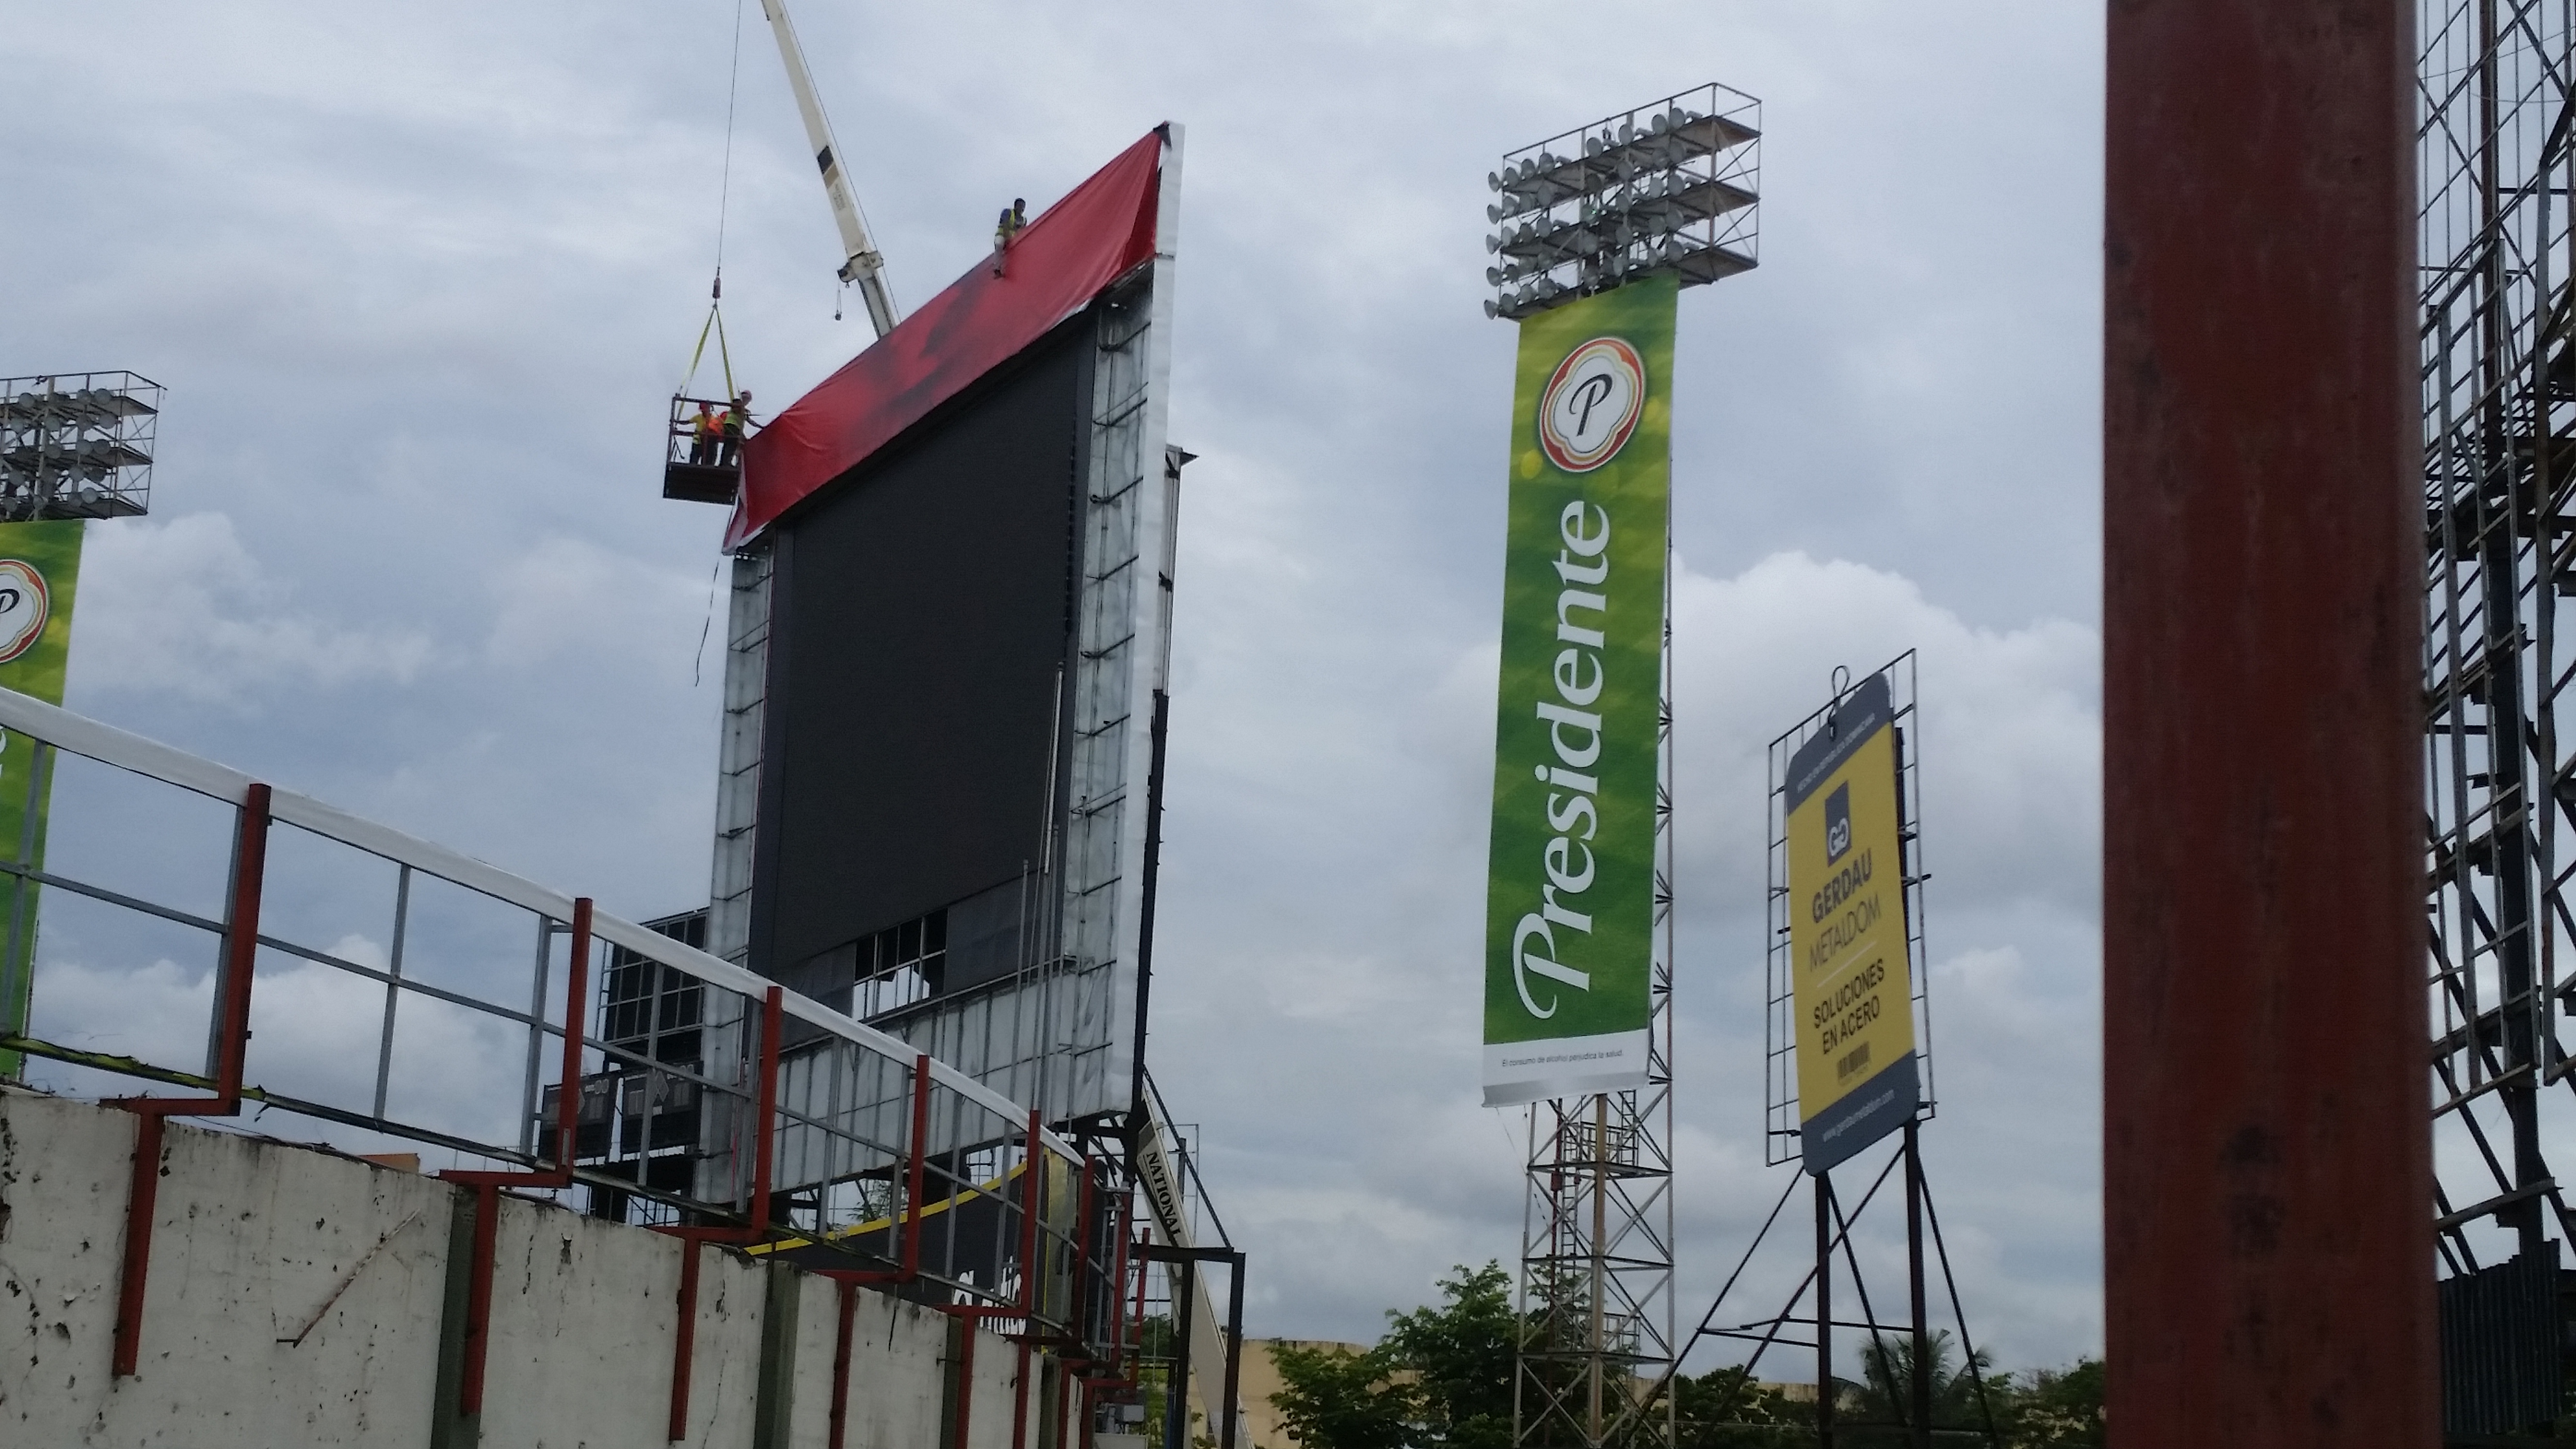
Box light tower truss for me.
[0,372,159,522]
[2420,0,2576,1437]
[1483,83,1758,322]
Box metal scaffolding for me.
[2421,0,2576,1435]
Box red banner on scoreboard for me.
[727,129,1166,550]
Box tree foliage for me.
[1844,1329,1998,1443]
[1998,1357,2102,1449]
[1382,1263,1518,1448]
[1266,1261,2103,1449]
[1672,1364,1811,1448]
[1271,1340,1421,1449]
[1270,1262,1515,1449]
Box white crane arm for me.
[757,0,898,338]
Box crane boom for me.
[756,0,898,339]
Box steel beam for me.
[2104,2,2433,1444]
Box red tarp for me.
[727,129,1166,548]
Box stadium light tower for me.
[1478,83,1758,1449]
[1484,85,1758,321]
[0,372,161,521]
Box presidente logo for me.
[1538,336,1646,473]
[0,560,51,665]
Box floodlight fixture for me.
[0,372,162,522]
[1481,82,1760,320]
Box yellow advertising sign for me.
[1782,672,1918,1173]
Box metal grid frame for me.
[0,371,159,521]
[2419,0,2576,1292]
[1483,83,1759,322]
[1762,651,1935,1166]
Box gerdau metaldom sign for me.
[1482,275,1673,1106]
[1783,671,1918,1172]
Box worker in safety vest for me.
[719,392,752,468]
[991,197,1027,276]
[687,402,721,466]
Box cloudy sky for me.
[2,0,2106,1374]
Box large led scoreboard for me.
[732,129,1184,1127]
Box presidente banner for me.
[1783,672,1918,1173]
[1482,275,1674,1107]
[0,520,83,1079]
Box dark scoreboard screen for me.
[747,312,1095,1004]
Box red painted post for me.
[670,1240,703,1442]
[206,782,270,1103]
[435,895,593,1417]
[752,985,782,1231]
[551,897,592,1168]
[1016,1109,1045,1316]
[458,1183,500,1416]
[953,1315,978,1449]
[829,1279,857,1449]
[110,781,272,1377]
[1124,1226,1146,1374]
[661,982,786,1439]
[108,1113,165,1378]
[1069,1154,1097,1335]
[2103,2,2434,1445]
[904,1053,931,1278]
[1013,1342,1032,1449]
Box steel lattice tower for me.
[1481,84,1758,1449]
[2421,0,2576,1432]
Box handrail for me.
[0,684,1073,1162]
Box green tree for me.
[2001,1357,2100,1449]
[1383,1263,1518,1448]
[1270,1341,1420,1449]
[1841,1330,2000,1445]
[1268,1262,1520,1449]
[1673,1363,1814,1448]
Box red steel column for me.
[2104,2,2432,1445]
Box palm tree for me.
[1841,1330,2000,1446]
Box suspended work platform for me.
[664,392,747,505]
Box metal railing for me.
[0,686,1133,1373]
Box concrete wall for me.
[0,1086,1039,1448]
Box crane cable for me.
[682,0,747,400]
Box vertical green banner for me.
[0,519,83,1079]
[1483,276,1674,1107]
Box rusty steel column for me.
[2104,2,2434,1446]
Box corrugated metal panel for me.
[2439,1244,2562,1435]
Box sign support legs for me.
[1905,1121,1931,1449]
[1815,1171,1835,1449]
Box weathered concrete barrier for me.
[0,1086,1032,1447]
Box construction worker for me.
[687,402,721,467]
[992,197,1027,274]
[719,391,752,468]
